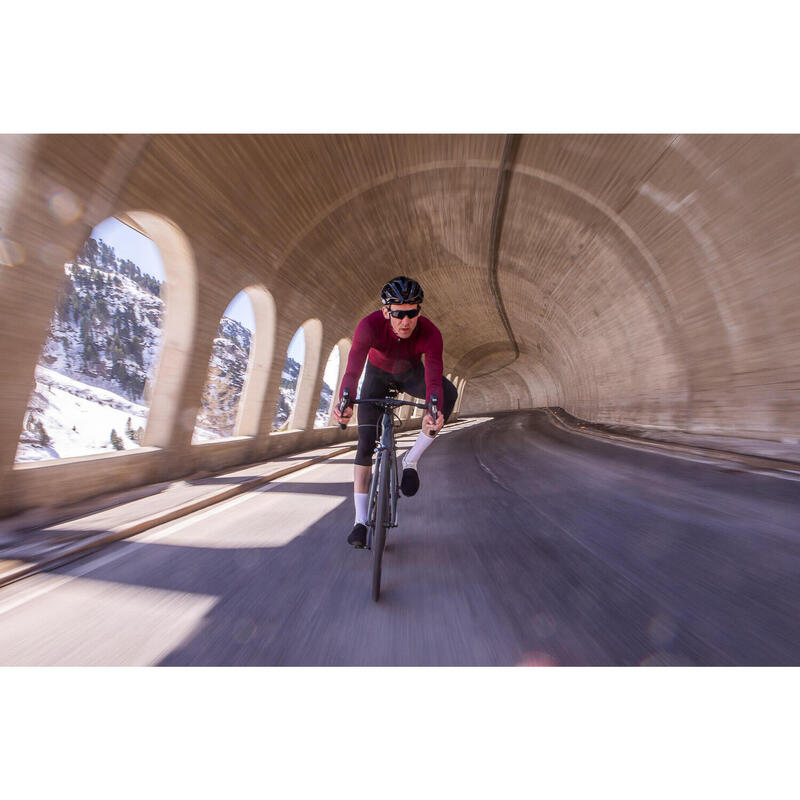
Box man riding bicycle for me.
[333,276,459,548]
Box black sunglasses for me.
[386,307,420,320]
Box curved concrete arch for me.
[456,376,468,417]
[287,318,323,431]
[275,155,501,273]
[121,210,198,450]
[234,285,277,437]
[495,275,591,372]
[462,380,495,415]
[334,337,351,396]
[329,337,359,430]
[455,377,467,416]
[498,170,694,416]
[3,133,799,518]
[496,367,534,410]
[274,156,692,416]
[453,340,516,378]
[275,153,690,386]
[498,272,643,420]
[509,164,681,327]
[274,169,501,340]
[265,135,777,432]
[313,336,351,428]
[469,368,526,413]
[522,363,560,407]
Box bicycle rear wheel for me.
[371,450,390,602]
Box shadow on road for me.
[42,411,800,666]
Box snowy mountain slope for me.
[18,366,150,462]
[17,238,334,460]
[42,262,164,404]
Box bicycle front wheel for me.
[371,450,390,602]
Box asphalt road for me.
[1,411,798,666]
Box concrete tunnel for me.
[0,134,798,519]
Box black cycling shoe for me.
[400,466,420,497]
[347,523,367,548]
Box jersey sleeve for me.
[422,323,444,406]
[339,315,372,401]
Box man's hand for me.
[422,410,444,436]
[333,404,353,425]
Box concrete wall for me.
[463,135,800,438]
[1,134,797,517]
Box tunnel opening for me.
[272,318,323,432]
[15,216,168,463]
[192,290,256,442]
[314,344,339,428]
[273,327,304,432]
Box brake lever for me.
[427,395,439,437]
[338,389,351,430]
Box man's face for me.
[382,303,421,339]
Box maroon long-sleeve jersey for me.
[339,310,444,404]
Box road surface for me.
[0,411,798,665]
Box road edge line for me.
[0,444,357,589]
[544,409,800,475]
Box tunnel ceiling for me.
[6,133,799,439]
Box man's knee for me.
[354,447,375,467]
[355,429,376,466]
[443,379,458,419]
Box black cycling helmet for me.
[381,276,424,306]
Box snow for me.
[16,366,150,461]
[16,254,334,459]
[41,263,164,404]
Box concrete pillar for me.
[288,319,323,430]
[235,285,276,437]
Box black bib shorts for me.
[354,360,458,467]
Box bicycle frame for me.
[365,407,400,547]
[336,387,437,601]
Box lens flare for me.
[47,189,82,223]
[0,238,25,267]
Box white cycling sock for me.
[403,429,436,469]
[354,492,368,525]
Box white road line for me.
[0,458,336,617]
[0,426,483,618]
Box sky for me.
[88,217,339,383]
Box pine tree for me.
[110,429,124,450]
[99,240,116,270]
[125,416,135,440]
[36,421,51,447]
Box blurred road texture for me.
[0,411,797,666]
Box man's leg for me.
[396,367,458,496]
[347,363,390,547]
[354,464,371,493]
[352,463,371,531]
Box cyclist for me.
[332,276,458,548]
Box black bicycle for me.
[339,388,438,601]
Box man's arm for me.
[422,323,444,406]
[338,316,372,401]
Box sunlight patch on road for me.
[155,493,348,549]
[0,579,216,666]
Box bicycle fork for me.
[365,417,400,549]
